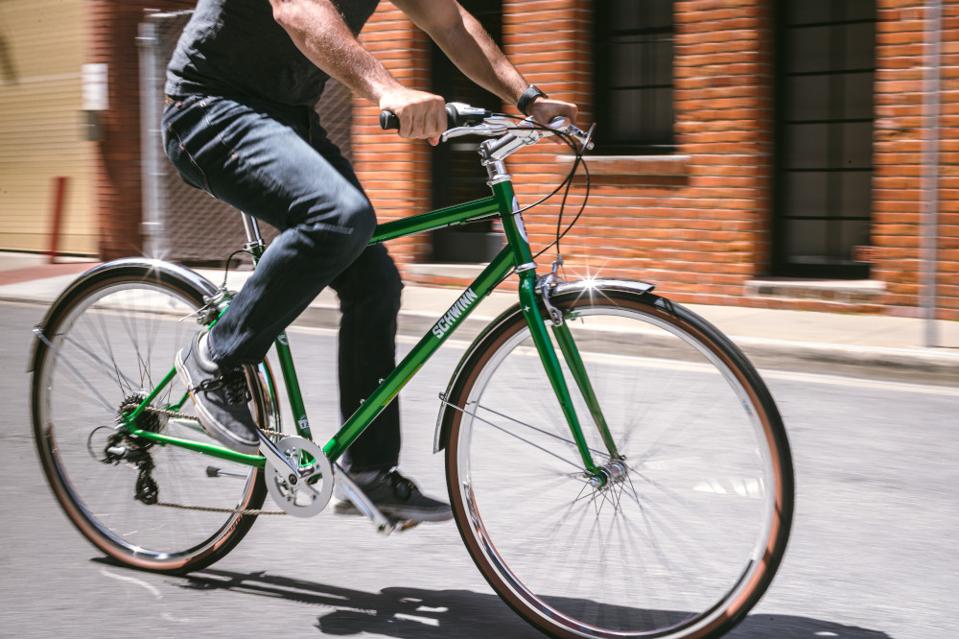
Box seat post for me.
[241,213,266,259]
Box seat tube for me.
[491,179,599,474]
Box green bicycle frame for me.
[124,180,614,478]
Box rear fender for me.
[28,258,219,372]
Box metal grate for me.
[139,10,354,264]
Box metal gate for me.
[138,10,354,263]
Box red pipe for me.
[47,176,69,264]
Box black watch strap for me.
[517,84,548,115]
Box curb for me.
[7,291,958,385]
[296,302,959,385]
[730,337,959,386]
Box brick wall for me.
[872,0,958,321]
[89,0,958,320]
[874,1,931,315]
[939,0,959,320]
[361,1,784,306]
[482,0,778,306]
[354,0,959,320]
[352,2,433,274]
[90,0,194,260]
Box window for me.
[594,0,675,154]
[773,0,876,278]
[429,0,504,262]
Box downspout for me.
[920,0,942,347]
[137,18,163,259]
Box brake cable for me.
[490,113,593,263]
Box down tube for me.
[322,248,515,461]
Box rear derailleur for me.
[87,393,164,505]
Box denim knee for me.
[341,194,377,254]
[295,189,376,263]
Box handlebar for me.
[379,102,594,154]
[379,103,491,131]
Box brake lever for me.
[440,123,510,143]
[544,117,595,151]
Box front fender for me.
[432,277,656,453]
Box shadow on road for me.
[150,566,892,639]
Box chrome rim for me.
[36,281,260,564]
[454,302,779,638]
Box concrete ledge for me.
[407,263,486,280]
[746,278,886,304]
[556,154,690,177]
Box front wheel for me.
[443,286,794,639]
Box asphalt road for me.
[1,300,956,639]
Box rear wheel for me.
[443,288,793,639]
[31,262,275,573]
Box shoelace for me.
[385,470,417,501]
[195,369,251,405]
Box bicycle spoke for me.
[472,401,609,460]
[450,297,786,637]
[448,400,584,471]
[34,277,262,570]
[62,334,139,393]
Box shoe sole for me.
[333,499,453,523]
[175,350,260,456]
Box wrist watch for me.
[517,84,548,116]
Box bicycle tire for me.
[30,259,270,574]
[441,285,794,639]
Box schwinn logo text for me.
[432,288,479,338]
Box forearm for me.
[269,0,401,103]
[431,6,528,105]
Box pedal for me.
[333,463,395,535]
[390,517,420,533]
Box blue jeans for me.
[161,93,401,472]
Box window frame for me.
[771,0,876,279]
[593,0,677,156]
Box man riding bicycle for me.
[162,0,578,523]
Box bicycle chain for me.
[140,406,284,438]
[131,406,287,515]
[155,501,287,516]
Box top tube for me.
[370,196,501,244]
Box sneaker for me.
[175,332,260,454]
[334,468,453,522]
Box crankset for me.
[263,435,334,517]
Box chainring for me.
[265,437,333,518]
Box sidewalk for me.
[2,252,957,384]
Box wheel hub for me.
[118,392,165,434]
[588,459,629,489]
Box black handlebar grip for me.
[379,110,400,130]
[379,104,484,131]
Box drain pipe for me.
[137,18,163,259]
[920,0,943,347]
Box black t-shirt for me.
[166,0,380,107]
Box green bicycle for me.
[30,104,794,639]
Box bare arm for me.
[393,0,578,124]
[269,0,446,140]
